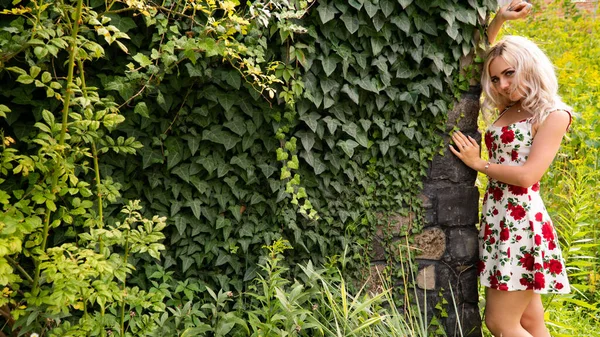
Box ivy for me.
[0,0,496,334]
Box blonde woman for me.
[450,1,571,336]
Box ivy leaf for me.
[299,112,320,133]
[391,13,411,34]
[341,84,359,105]
[157,90,173,112]
[133,53,152,67]
[222,71,241,90]
[173,216,187,235]
[413,16,438,36]
[230,154,252,170]
[348,0,363,10]
[409,81,430,97]
[187,199,202,220]
[197,155,218,175]
[398,0,413,9]
[217,93,236,112]
[165,138,184,170]
[317,2,339,23]
[322,116,341,134]
[172,164,190,183]
[202,126,241,150]
[223,118,247,136]
[105,14,137,33]
[296,130,315,152]
[342,122,358,139]
[257,163,277,179]
[340,12,359,34]
[364,1,378,17]
[337,139,359,158]
[380,0,395,17]
[380,140,390,155]
[134,101,150,118]
[321,56,339,77]
[182,135,200,156]
[185,63,203,77]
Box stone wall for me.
[369,85,483,337]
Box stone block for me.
[414,227,446,260]
[447,86,482,132]
[444,302,482,337]
[417,264,436,290]
[445,228,479,264]
[375,213,414,237]
[435,185,479,226]
[420,193,433,209]
[365,263,386,296]
[429,137,480,183]
[371,236,386,262]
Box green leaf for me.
[337,139,359,158]
[202,127,241,150]
[188,199,202,220]
[341,84,359,105]
[133,53,152,67]
[105,14,137,33]
[380,0,395,17]
[413,16,438,36]
[364,1,378,17]
[197,156,218,174]
[185,63,204,77]
[223,118,247,136]
[16,74,34,84]
[134,101,150,118]
[172,164,190,183]
[322,116,341,134]
[165,138,184,170]
[391,13,411,34]
[398,0,413,9]
[182,135,200,156]
[230,154,252,170]
[321,56,339,77]
[222,71,241,90]
[340,12,359,34]
[217,93,236,112]
[317,2,339,23]
[299,112,320,133]
[157,90,172,112]
[296,131,315,152]
[258,164,277,178]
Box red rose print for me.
[531,182,540,191]
[500,157,505,163]
[516,235,522,241]
[483,223,493,240]
[490,275,499,289]
[535,212,543,222]
[549,241,556,250]
[492,208,499,216]
[489,237,496,244]
[500,227,510,241]
[529,221,534,231]
[510,204,526,220]
[478,261,486,274]
[499,283,509,291]
[555,282,564,290]
[534,272,545,290]
[520,277,533,289]
[548,259,563,274]
[534,234,542,246]
[500,127,515,144]
[542,222,555,241]
[485,131,493,151]
[490,187,503,201]
[508,184,528,196]
[511,149,519,161]
[534,263,543,270]
[507,247,511,258]
[519,253,535,271]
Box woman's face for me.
[489,56,523,102]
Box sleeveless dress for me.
[478,112,571,294]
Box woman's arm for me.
[449,110,571,187]
[487,0,533,44]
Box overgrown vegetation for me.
[478,1,600,335]
[0,0,495,335]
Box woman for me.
[450,1,571,336]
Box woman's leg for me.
[520,293,551,337]
[484,287,534,337]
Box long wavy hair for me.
[481,35,571,125]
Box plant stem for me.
[4,256,34,284]
[120,230,130,336]
[32,0,85,295]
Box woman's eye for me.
[491,78,499,83]
[506,71,514,76]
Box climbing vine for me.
[0,0,495,334]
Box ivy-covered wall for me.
[0,0,494,335]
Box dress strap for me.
[547,108,573,131]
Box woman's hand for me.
[449,131,484,171]
[487,0,532,44]
[499,0,532,22]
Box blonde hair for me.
[481,35,571,125]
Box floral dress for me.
[478,114,571,294]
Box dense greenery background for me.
[0,0,511,335]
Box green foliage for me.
[0,0,495,335]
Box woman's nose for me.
[499,77,510,91]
